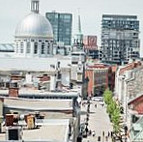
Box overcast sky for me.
[0,0,143,51]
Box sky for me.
[0,0,143,53]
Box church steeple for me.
[31,0,39,13]
[78,15,82,34]
[73,11,83,51]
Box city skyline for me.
[0,0,143,56]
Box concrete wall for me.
[0,99,3,117]
[127,67,143,100]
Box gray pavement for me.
[81,100,113,142]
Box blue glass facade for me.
[46,12,72,45]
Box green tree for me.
[103,88,112,105]
[111,106,121,134]
[107,100,117,116]
[103,89,122,141]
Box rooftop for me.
[119,61,142,75]
[0,119,70,142]
[4,97,73,111]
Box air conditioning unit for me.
[6,126,22,141]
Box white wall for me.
[50,75,56,91]
[61,70,70,86]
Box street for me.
[81,100,113,142]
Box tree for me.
[103,89,122,141]
[111,106,122,134]
[107,100,117,117]
[103,88,112,105]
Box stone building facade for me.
[127,66,143,99]
[115,61,143,126]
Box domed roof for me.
[15,12,53,38]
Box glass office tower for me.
[46,11,72,45]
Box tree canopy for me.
[103,89,122,135]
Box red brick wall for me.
[9,88,19,97]
[85,70,94,96]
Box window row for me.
[16,42,51,54]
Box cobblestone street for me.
[81,100,113,142]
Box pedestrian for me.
[85,126,88,135]
[103,131,105,136]
[92,131,95,137]
[105,136,108,142]
[89,130,92,135]
[98,136,101,141]
[111,131,113,137]
[108,131,110,137]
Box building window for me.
[77,73,82,81]
[26,42,30,53]
[20,42,24,53]
[34,42,38,54]
[47,43,50,54]
[16,43,18,53]
[41,43,45,54]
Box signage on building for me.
[83,36,98,50]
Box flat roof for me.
[0,89,78,98]
[102,14,137,19]
[0,57,58,72]
[0,119,70,142]
[4,98,73,111]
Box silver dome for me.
[15,13,53,38]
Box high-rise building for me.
[46,11,72,45]
[100,15,140,65]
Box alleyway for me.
[81,100,113,142]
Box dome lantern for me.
[14,0,54,58]
[31,0,39,13]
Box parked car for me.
[91,97,103,102]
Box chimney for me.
[25,114,35,129]
[9,83,19,97]
[9,84,19,97]
[5,114,14,126]
[9,88,19,97]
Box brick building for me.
[83,35,98,59]
[85,64,109,97]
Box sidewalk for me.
[81,101,113,142]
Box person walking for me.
[111,131,113,138]
[108,131,110,137]
[92,131,95,137]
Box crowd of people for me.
[81,98,113,142]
